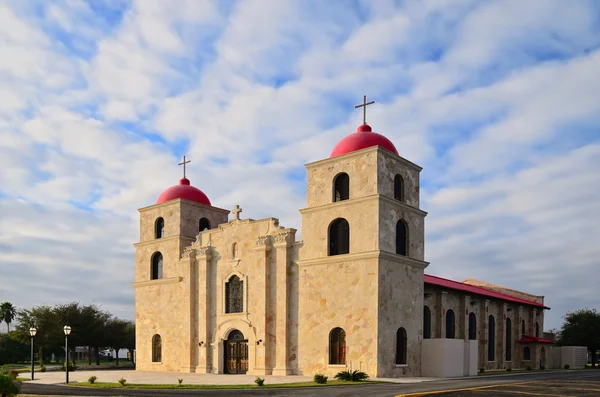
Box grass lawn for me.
[70,380,382,390]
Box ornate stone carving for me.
[182,245,212,260]
[273,231,293,245]
[255,235,271,247]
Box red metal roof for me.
[519,335,554,344]
[424,274,550,310]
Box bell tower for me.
[133,158,229,372]
[296,98,428,378]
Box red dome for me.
[156,177,211,206]
[330,124,398,157]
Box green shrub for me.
[479,368,485,373]
[506,367,512,372]
[314,373,328,384]
[334,369,369,382]
[40,365,46,372]
[118,377,126,386]
[0,374,21,397]
[88,376,97,384]
[7,370,18,380]
[61,362,77,372]
[564,364,570,370]
[254,376,265,386]
[540,365,545,370]
[178,378,183,385]
[527,366,533,371]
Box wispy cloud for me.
[1,0,599,328]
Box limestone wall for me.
[377,257,425,377]
[300,199,380,259]
[297,256,379,377]
[304,148,379,208]
[378,198,425,260]
[376,149,421,207]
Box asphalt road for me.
[21,370,600,397]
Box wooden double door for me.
[224,330,248,374]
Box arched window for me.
[151,252,163,280]
[395,328,407,365]
[506,318,512,361]
[155,217,164,239]
[488,315,496,361]
[468,312,477,340]
[535,322,539,337]
[199,217,211,232]
[396,220,408,256]
[329,218,349,256]
[446,309,456,339]
[423,306,431,339]
[333,173,349,202]
[394,174,404,201]
[522,319,526,335]
[329,328,346,365]
[152,334,162,362]
[225,275,243,313]
[523,346,531,361]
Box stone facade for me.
[423,284,548,371]
[133,143,548,378]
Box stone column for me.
[480,299,490,369]
[435,291,447,338]
[271,231,295,375]
[498,303,507,369]
[517,306,524,368]
[252,234,274,375]
[181,248,197,373]
[461,295,470,340]
[194,246,213,374]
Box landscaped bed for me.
[69,380,383,390]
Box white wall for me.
[561,346,588,369]
[422,339,465,378]
[464,340,478,376]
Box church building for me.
[132,99,551,378]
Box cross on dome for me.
[178,155,190,178]
[354,95,375,125]
[231,205,242,221]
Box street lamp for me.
[29,327,37,381]
[63,325,72,384]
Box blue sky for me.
[1,0,600,331]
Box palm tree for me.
[0,302,17,332]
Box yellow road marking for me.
[395,384,503,397]
[394,382,537,397]
[508,383,600,392]
[473,389,575,397]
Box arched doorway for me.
[224,330,248,374]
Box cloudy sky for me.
[1,0,599,331]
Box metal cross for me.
[231,205,242,221]
[354,95,375,125]
[178,155,190,178]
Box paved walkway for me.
[27,369,440,385]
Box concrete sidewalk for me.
[27,369,440,385]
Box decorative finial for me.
[354,95,375,125]
[178,155,190,178]
[231,204,242,221]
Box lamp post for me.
[63,325,72,384]
[29,327,37,381]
